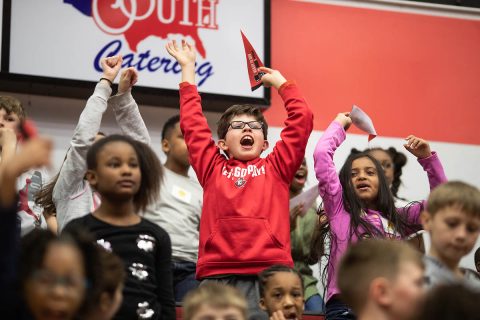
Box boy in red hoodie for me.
[166,40,313,319]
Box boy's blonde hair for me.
[183,282,248,320]
[338,239,423,312]
[0,96,26,121]
[427,181,480,218]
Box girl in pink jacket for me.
[313,113,447,320]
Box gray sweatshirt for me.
[53,82,150,232]
[424,255,480,292]
[143,167,203,263]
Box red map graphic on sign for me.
[91,0,219,58]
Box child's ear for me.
[261,140,269,151]
[371,277,392,307]
[421,211,432,231]
[162,138,170,154]
[259,297,267,311]
[85,170,98,189]
[217,139,229,152]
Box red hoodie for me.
[179,82,314,279]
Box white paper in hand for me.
[350,105,377,141]
[289,186,319,217]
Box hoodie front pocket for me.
[203,217,287,263]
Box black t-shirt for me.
[64,214,175,320]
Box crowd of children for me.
[1,39,479,320]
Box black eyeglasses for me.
[229,121,263,130]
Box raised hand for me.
[0,128,18,165]
[404,135,432,159]
[334,112,352,131]
[165,40,196,67]
[100,55,123,83]
[118,67,139,94]
[270,310,287,320]
[0,128,17,148]
[258,67,287,90]
[0,137,52,205]
[166,40,196,84]
[16,137,53,171]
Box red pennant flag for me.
[241,30,265,91]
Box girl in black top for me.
[64,135,175,320]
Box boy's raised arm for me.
[263,67,314,183]
[166,40,196,85]
[166,40,219,185]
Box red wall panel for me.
[267,0,480,145]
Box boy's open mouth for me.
[240,135,254,146]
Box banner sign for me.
[7,0,268,100]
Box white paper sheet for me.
[289,186,319,216]
[350,105,377,141]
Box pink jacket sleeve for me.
[314,121,347,220]
[398,152,447,225]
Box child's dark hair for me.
[417,284,480,320]
[162,115,180,140]
[20,228,102,316]
[90,248,125,309]
[0,95,26,121]
[86,134,163,212]
[258,264,304,298]
[475,247,480,265]
[217,105,268,140]
[351,147,407,199]
[34,177,58,216]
